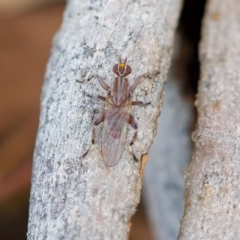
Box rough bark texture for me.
[144,36,194,240]
[178,0,240,239]
[27,0,182,239]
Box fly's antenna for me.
[119,53,127,63]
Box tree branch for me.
[178,0,240,238]
[27,0,182,239]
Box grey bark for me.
[27,0,182,239]
[178,0,240,239]
[144,35,194,240]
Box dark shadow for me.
[178,0,207,94]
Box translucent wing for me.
[102,100,131,166]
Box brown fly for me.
[77,58,159,167]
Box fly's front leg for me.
[129,74,148,93]
[129,70,160,92]
[82,110,106,158]
[93,75,110,91]
[76,74,110,91]
[128,114,138,162]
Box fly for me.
[77,58,160,167]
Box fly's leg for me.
[128,114,138,162]
[129,70,160,92]
[97,96,106,102]
[82,110,106,158]
[85,93,106,102]
[76,74,110,91]
[129,73,149,92]
[132,101,151,106]
[92,75,110,91]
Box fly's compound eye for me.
[124,65,132,76]
[112,64,119,76]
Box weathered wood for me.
[178,0,240,239]
[27,0,182,239]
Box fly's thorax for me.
[112,77,129,106]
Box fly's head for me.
[111,58,130,106]
[112,58,132,77]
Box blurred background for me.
[0,0,205,239]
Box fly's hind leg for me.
[82,110,106,158]
[132,101,151,106]
[128,114,138,162]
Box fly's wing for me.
[102,101,131,166]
